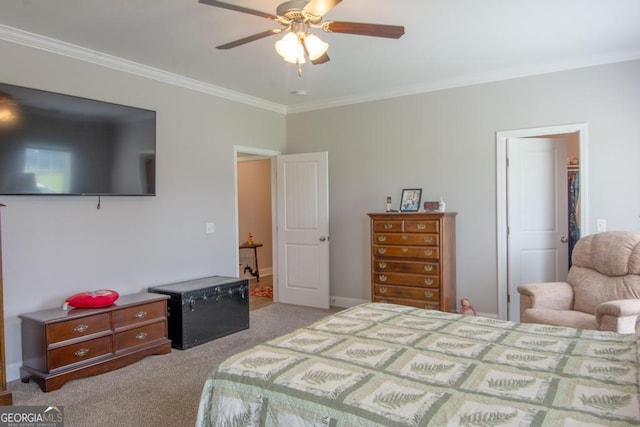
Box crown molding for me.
[0,25,286,115]
[3,24,639,116]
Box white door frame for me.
[234,145,281,301]
[495,123,589,320]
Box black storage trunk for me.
[148,276,249,349]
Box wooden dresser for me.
[368,212,457,312]
[20,292,171,392]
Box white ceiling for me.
[1,0,639,113]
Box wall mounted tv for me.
[0,82,156,196]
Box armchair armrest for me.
[517,282,574,311]
[596,299,640,317]
[596,299,640,333]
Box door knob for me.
[319,236,327,242]
[560,236,568,243]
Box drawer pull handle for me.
[135,311,147,319]
[379,286,388,294]
[424,237,433,243]
[417,223,426,230]
[425,291,434,298]
[378,248,386,254]
[75,348,90,358]
[402,248,408,253]
[378,262,387,269]
[424,250,433,256]
[74,324,89,333]
[379,275,388,282]
[402,235,408,240]
[377,236,387,242]
[384,223,393,229]
[424,278,434,285]
[424,265,434,272]
[136,332,148,340]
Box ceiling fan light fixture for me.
[303,33,328,61]
[275,32,306,64]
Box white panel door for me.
[507,137,568,321]
[276,152,330,308]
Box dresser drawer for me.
[115,321,166,351]
[374,272,440,288]
[374,284,440,302]
[373,245,440,260]
[48,336,112,371]
[405,220,439,233]
[372,220,403,232]
[114,302,165,328]
[373,233,439,246]
[373,259,439,275]
[373,296,440,310]
[47,313,111,345]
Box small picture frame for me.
[400,189,422,212]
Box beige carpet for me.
[8,303,340,427]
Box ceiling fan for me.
[198,0,405,68]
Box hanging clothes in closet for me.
[568,166,580,267]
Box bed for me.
[196,303,640,426]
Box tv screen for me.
[0,82,156,196]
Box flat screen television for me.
[0,82,156,196]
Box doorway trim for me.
[495,123,589,320]
[234,145,281,298]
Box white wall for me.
[0,39,285,380]
[2,36,640,384]
[286,59,640,317]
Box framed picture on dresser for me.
[400,188,422,212]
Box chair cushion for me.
[570,231,640,314]
[522,308,596,330]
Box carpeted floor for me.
[8,303,340,427]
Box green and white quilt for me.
[196,303,640,426]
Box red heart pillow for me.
[65,289,119,308]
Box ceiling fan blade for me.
[216,29,282,49]
[323,21,405,39]
[199,0,279,21]
[303,0,342,17]
[311,52,330,65]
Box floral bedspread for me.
[196,302,640,426]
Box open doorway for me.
[496,123,589,320]
[235,147,280,310]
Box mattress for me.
[196,302,640,426]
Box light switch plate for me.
[596,219,606,232]
[205,222,215,233]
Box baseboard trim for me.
[7,361,22,383]
[330,296,368,308]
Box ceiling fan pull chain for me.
[297,62,303,77]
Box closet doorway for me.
[496,124,589,321]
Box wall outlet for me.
[596,219,606,232]
[205,222,215,234]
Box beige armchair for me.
[518,230,640,333]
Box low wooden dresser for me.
[368,212,457,312]
[20,292,171,392]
